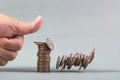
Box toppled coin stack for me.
[56,49,96,71]
[34,38,54,72]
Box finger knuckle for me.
[0,61,7,66]
[16,43,22,50]
[0,57,8,66]
[8,52,17,61]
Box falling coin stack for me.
[34,38,54,72]
[56,49,96,71]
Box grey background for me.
[0,0,120,80]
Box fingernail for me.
[31,16,43,33]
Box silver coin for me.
[46,38,54,50]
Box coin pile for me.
[56,49,96,71]
[34,38,54,72]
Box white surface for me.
[0,0,120,79]
[0,68,120,80]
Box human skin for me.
[0,14,43,66]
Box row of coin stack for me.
[56,49,96,72]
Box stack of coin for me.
[56,49,96,71]
[34,38,54,72]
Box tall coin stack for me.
[34,38,54,72]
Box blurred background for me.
[0,0,120,80]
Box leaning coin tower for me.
[34,38,54,72]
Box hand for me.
[0,14,43,66]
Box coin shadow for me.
[0,67,37,73]
[50,68,120,73]
[84,69,120,73]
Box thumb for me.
[16,16,43,35]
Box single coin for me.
[67,54,73,69]
[38,65,50,67]
[38,46,50,50]
[82,56,88,70]
[75,53,80,66]
[37,67,50,69]
[38,54,50,57]
[76,53,80,66]
[66,57,70,67]
[37,69,50,71]
[79,55,85,70]
[77,53,82,66]
[72,55,76,66]
[37,70,50,72]
[67,58,72,69]
[37,64,50,68]
[56,56,61,69]
[37,53,50,57]
[38,58,50,62]
[78,54,83,70]
[38,56,51,59]
[39,48,51,51]
[37,61,50,64]
[74,54,78,66]
[38,50,51,53]
[88,48,96,64]
[59,55,64,67]
[34,42,49,48]
[37,69,50,72]
[83,56,89,70]
[82,55,87,67]
[46,38,54,50]
[38,65,49,68]
[61,56,68,71]
[37,55,50,58]
[38,67,49,69]
[37,62,50,65]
